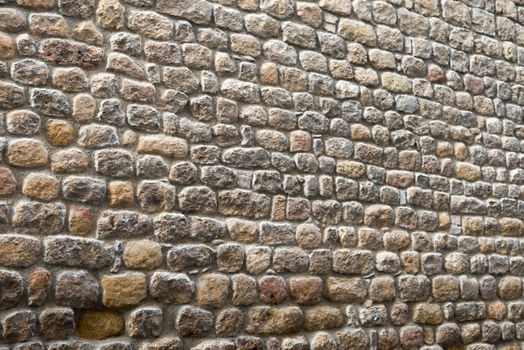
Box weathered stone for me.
[0,270,24,310]
[7,139,48,168]
[28,268,51,306]
[97,210,153,239]
[45,120,75,146]
[102,273,147,308]
[167,244,215,272]
[196,273,229,308]
[76,310,125,340]
[175,306,214,337]
[123,240,163,270]
[128,307,162,338]
[150,272,194,304]
[96,0,125,29]
[39,39,104,68]
[55,270,99,308]
[2,310,36,343]
[38,308,74,340]
[44,236,114,268]
[246,306,303,335]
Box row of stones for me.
[4,0,524,69]
[2,178,523,236]
[4,12,524,136]
[2,330,524,350]
[4,39,524,146]
[6,226,524,278]
[6,261,524,306]
[5,267,524,342]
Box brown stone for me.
[304,306,344,331]
[0,235,42,268]
[0,167,17,196]
[324,277,366,303]
[102,273,147,308]
[246,306,303,335]
[289,277,322,305]
[28,268,52,306]
[76,310,125,340]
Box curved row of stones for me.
[1,0,524,349]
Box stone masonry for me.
[0,0,524,349]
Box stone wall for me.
[0,0,524,348]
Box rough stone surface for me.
[0,0,522,347]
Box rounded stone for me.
[258,275,288,304]
[46,119,75,146]
[7,139,48,168]
[22,173,60,201]
[5,110,41,135]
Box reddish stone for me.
[39,39,104,68]
[258,275,288,304]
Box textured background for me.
[0,0,524,349]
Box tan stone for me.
[96,0,125,29]
[16,0,55,9]
[498,276,522,300]
[336,160,366,178]
[487,301,506,321]
[68,205,93,235]
[0,234,43,268]
[271,195,286,221]
[432,275,460,301]
[108,181,135,207]
[260,62,279,85]
[338,19,376,46]
[137,135,188,158]
[455,162,481,182]
[76,310,125,340]
[462,216,483,235]
[45,120,75,146]
[350,124,371,141]
[246,306,303,335]
[0,32,15,59]
[290,130,311,152]
[196,273,229,308]
[22,173,59,201]
[73,21,104,46]
[381,72,412,93]
[29,14,69,37]
[123,240,163,270]
[72,94,96,123]
[226,218,259,243]
[324,277,366,303]
[7,139,48,168]
[438,212,450,230]
[400,251,420,273]
[304,306,344,331]
[102,273,147,308]
[500,218,524,237]
[412,303,443,325]
[28,268,52,306]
